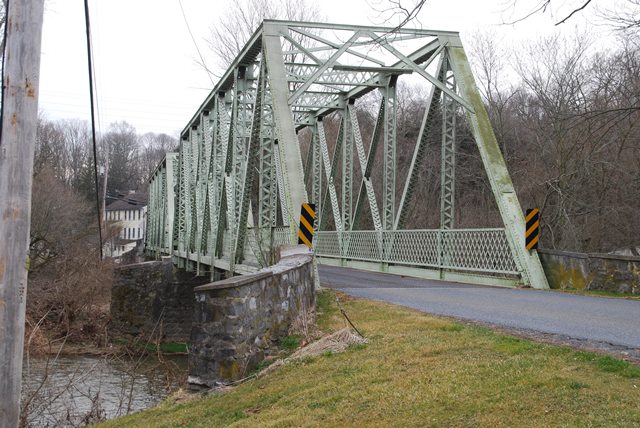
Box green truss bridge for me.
[144,20,549,290]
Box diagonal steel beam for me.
[318,119,344,232]
[446,40,549,289]
[395,56,445,230]
[352,98,385,230]
[264,22,308,236]
[370,31,473,112]
[287,31,362,105]
[348,104,382,231]
[289,27,387,66]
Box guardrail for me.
[315,229,519,275]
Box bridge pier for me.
[111,246,316,387]
[111,257,213,342]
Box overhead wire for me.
[83,0,103,259]
[177,0,216,87]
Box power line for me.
[178,0,216,87]
[83,0,103,259]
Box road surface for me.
[319,265,640,349]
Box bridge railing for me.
[315,229,518,275]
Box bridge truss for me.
[145,20,549,289]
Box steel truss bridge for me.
[145,20,549,289]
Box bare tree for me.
[207,0,322,69]
[600,0,640,29]
[368,0,429,29]
[501,0,640,28]
[102,121,141,193]
[138,132,178,182]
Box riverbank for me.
[21,353,188,427]
[98,289,640,427]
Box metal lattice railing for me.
[273,226,293,247]
[315,229,518,275]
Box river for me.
[21,353,188,427]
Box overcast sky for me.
[38,0,610,137]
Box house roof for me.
[106,190,148,208]
[106,198,146,211]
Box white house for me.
[104,192,147,259]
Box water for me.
[21,354,188,427]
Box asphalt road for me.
[319,265,640,349]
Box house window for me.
[138,227,140,239]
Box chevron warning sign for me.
[298,203,316,248]
[525,208,540,251]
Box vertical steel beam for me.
[165,154,176,255]
[342,106,354,231]
[310,125,322,218]
[382,77,398,230]
[235,62,265,263]
[440,56,457,230]
[188,126,199,259]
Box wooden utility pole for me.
[0,1,46,427]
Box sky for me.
[38,0,614,138]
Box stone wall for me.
[538,249,640,294]
[111,257,210,341]
[189,247,315,387]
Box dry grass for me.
[98,289,640,427]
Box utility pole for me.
[0,1,46,427]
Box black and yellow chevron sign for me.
[298,203,316,248]
[525,208,540,251]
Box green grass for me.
[557,288,640,300]
[98,290,640,427]
[279,335,301,351]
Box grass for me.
[98,289,640,427]
[154,342,189,354]
[556,288,640,300]
[279,335,301,351]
